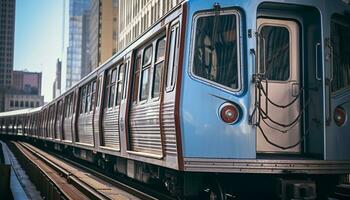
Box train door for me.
[128,33,166,158]
[325,13,350,159]
[93,75,103,148]
[256,18,302,153]
[100,64,122,150]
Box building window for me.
[20,101,24,107]
[10,100,13,107]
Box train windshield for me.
[192,11,239,90]
[331,14,350,93]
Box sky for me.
[14,0,67,102]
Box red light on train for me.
[220,103,240,124]
[334,106,346,127]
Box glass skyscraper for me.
[66,0,91,89]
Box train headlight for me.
[219,103,240,124]
[334,106,346,127]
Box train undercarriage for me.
[2,135,347,200]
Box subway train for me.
[1,0,350,199]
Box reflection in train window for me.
[116,64,125,106]
[133,53,142,103]
[140,45,153,101]
[193,12,239,90]
[152,37,166,98]
[259,26,290,81]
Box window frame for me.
[189,9,242,93]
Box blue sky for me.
[14,0,67,102]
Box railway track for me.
[10,141,162,200]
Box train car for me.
[1,0,350,199]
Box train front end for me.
[178,0,350,198]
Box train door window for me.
[96,77,102,107]
[105,69,111,108]
[86,83,91,113]
[116,64,125,106]
[104,68,117,108]
[192,11,240,90]
[91,80,96,111]
[123,61,129,99]
[331,14,350,93]
[140,45,153,101]
[80,87,86,114]
[64,96,68,118]
[133,53,142,103]
[109,68,117,107]
[166,23,180,91]
[259,26,290,81]
[152,36,166,98]
[70,94,74,116]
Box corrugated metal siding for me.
[162,101,177,156]
[77,113,94,145]
[129,103,162,156]
[56,121,62,140]
[102,108,120,150]
[93,111,100,145]
[63,118,72,142]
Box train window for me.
[64,96,69,118]
[86,83,91,113]
[166,24,179,91]
[152,37,166,98]
[143,45,153,66]
[81,87,86,114]
[104,71,111,108]
[192,11,239,90]
[122,62,129,99]
[109,69,117,107]
[259,26,290,81]
[91,81,96,111]
[116,64,125,106]
[331,15,350,93]
[133,53,142,103]
[140,45,153,101]
[96,77,102,107]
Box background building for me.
[89,0,118,69]
[66,0,91,89]
[0,0,16,111]
[117,0,183,51]
[53,59,62,99]
[4,70,44,111]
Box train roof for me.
[0,106,42,118]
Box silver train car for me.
[1,0,350,199]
